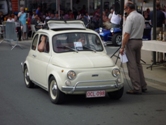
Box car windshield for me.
[52,33,103,53]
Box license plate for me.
[86,90,105,98]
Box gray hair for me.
[125,1,135,10]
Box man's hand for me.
[120,48,124,55]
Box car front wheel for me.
[24,66,34,88]
[108,87,124,100]
[49,77,65,104]
[112,33,122,46]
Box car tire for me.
[49,76,65,104]
[108,87,124,100]
[24,66,34,88]
[112,33,122,46]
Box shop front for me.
[13,0,115,14]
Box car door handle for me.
[32,54,36,58]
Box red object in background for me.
[11,0,18,12]
[27,17,31,30]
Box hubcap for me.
[50,80,58,100]
[116,35,122,45]
[24,69,30,85]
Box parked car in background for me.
[21,20,124,104]
[95,27,122,46]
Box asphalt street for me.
[0,42,166,125]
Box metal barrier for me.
[0,22,21,50]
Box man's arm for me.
[18,12,22,18]
[120,32,130,55]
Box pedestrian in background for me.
[0,11,4,24]
[18,7,27,40]
[120,1,147,94]
[150,1,165,62]
[110,10,121,28]
[6,14,14,22]
[14,15,21,41]
[36,7,41,17]
[108,9,113,23]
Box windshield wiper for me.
[83,45,96,52]
[57,46,78,52]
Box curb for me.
[122,69,166,87]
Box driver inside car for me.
[38,35,48,52]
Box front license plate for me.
[86,90,105,98]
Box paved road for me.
[0,42,166,125]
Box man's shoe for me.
[142,88,147,92]
[126,90,142,95]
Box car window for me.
[52,33,103,53]
[38,34,50,53]
[31,34,39,50]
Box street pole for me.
[100,0,103,27]
[153,0,156,64]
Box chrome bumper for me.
[61,80,123,94]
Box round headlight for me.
[110,28,114,33]
[67,70,76,80]
[112,68,120,77]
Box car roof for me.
[36,20,99,36]
[45,20,86,30]
[37,28,99,36]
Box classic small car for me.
[95,27,122,46]
[21,20,124,104]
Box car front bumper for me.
[61,79,123,94]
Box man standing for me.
[120,1,147,94]
[18,7,27,40]
[36,7,41,17]
[150,2,165,62]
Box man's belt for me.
[129,38,142,40]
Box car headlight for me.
[112,68,120,77]
[110,28,114,33]
[99,27,103,33]
[67,70,76,80]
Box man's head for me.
[110,9,114,13]
[124,1,135,15]
[156,1,161,10]
[20,7,25,12]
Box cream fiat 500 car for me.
[21,20,124,104]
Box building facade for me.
[9,0,166,13]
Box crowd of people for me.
[0,2,123,40]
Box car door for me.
[28,34,39,81]
[34,34,51,89]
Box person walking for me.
[120,1,147,94]
[18,7,27,40]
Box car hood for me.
[51,52,115,68]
